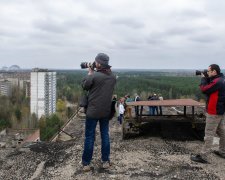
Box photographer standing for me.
[81,53,116,171]
[191,64,225,163]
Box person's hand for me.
[201,71,209,78]
[88,67,94,75]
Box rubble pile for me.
[0,116,224,179]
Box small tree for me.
[56,99,66,112]
[0,119,11,130]
[15,108,22,121]
[39,114,63,141]
[67,107,73,118]
[30,113,38,128]
[0,96,13,125]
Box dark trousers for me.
[149,106,158,115]
[118,114,123,124]
[82,118,110,166]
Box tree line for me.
[57,70,204,102]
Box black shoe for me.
[190,154,208,164]
[213,150,225,159]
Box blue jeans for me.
[82,118,110,166]
[149,106,158,115]
[149,106,153,115]
[118,114,123,124]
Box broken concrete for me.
[0,115,225,179]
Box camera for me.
[196,69,208,77]
[80,62,96,70]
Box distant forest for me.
[0,69,205,132]
[57,70,204,102]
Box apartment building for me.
[30,68,56,119]
[0,80,12,97]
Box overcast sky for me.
[1,0,225,69]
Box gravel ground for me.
[0,116,225,180]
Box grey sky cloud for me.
[111,18,145,29]
[0,0,225,69]
[190,35,217,43]
[34,20,67,34]
[174,9,206,20]
[166,26,204,36]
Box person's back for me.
[159,96,163,101]
[119,102,125,115]
[148,95,152,101]
[83,71,116,119]
[134,94,140,101]
[134,94,140,116]
[125,95,133,103]
[150,94,159,115]
[124,95,132,118]
[111,95,117,119]
[151,94,159,101]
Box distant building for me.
[0,72,31,96]
[25,81,31,98]
[30,68,56,119]
[6,78,19,87]
[0,80,12,97]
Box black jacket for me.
[200,73,225,115]
[82,70,116,119]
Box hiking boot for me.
[102,161,111,169]
[190,154,208,164]
[82,165,91,172]
[213,150,225,159]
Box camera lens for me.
[196,70,201,76]
[80,62,88,69]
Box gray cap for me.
[95,53,111,67]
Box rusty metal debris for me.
[126,99,205,107]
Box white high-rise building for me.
[0,80,12,97]
[30,68,56,119]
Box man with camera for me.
[81,53,116,171]
[191,64,225,163]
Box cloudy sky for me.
[0,0,225,69]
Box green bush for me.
[0,119,11,130]
[39,114,64,141]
